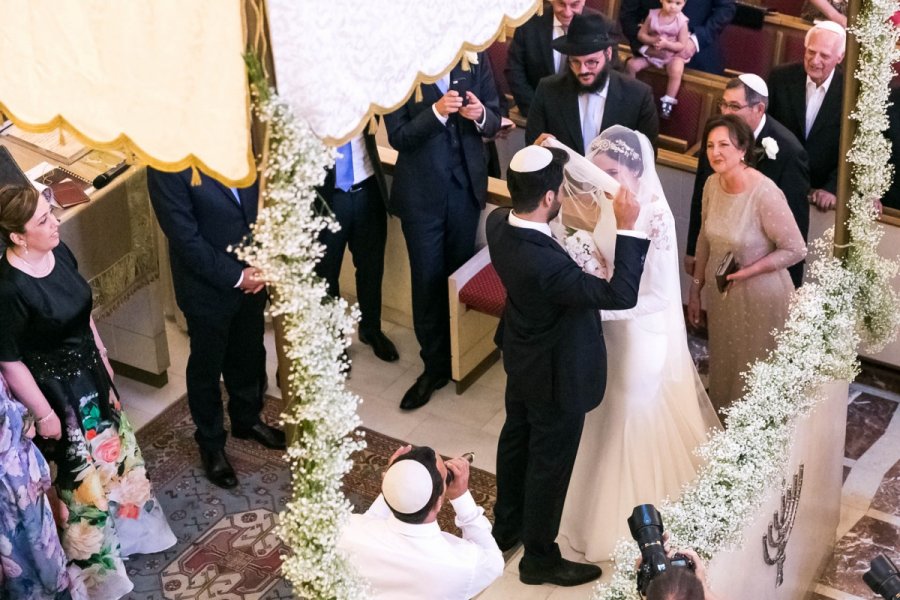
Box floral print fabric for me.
[55,390,175,599]
[0,379,72,600]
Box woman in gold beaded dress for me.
[687,116,807,416]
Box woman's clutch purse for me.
[715,252,738,293]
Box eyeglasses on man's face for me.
[568,57,603,70]
[717,100,752,112]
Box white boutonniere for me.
[761,136,779,160]
[464,51,479,66]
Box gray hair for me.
[725,78,768,110]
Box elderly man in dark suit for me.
[505,0,620,117]
[768,21,845,213]
[488,145,649,586]
[685,74,810,287]
[316,132,397,363]
[525,13,659,154]
[384,54,501,410]
[148,168,285,489]
[619,0,735,74]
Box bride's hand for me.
[534,133,556,147]
[687,292,703,329]
[612,186,640,230]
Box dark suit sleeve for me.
[691,0,736,51]
[542,235,650,309]
[780,145,812,241]
[686,151,713,257]
[506,27,535,116]
[384,99,447,152]
[637,85,660,150]
[525,82,549,145]
[620,0,649,55]
[147,169,244,291]
[476,55,502,138]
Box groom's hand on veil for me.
[533,133,556,147]
[612,185,640,230]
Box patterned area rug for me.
[125,395,497,599]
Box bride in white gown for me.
[548,126,721,563]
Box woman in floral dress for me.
[0,373,74,599]
[0,185,175,599]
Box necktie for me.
[335,142,354,192]
[229,187,241,205]
[582,93,598,155]
[436,76,449,94]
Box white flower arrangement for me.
[593,2,900,597]
[760,136,779,160]
[234,57,369,599]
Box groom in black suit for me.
[488,146,650,586]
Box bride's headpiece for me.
[589,137,640,163]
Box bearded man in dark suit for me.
[525,13,658,154]
[685,74,810,287]
[488,145,649,587]
[505,0,620,117]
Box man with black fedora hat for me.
[525,12,658,155]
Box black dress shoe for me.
[358,330,399,362]
[400,373,449,410]
[200,448,238,489]
[518,556,602,587]
[233,422,287,450]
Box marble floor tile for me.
[420,381,505,431]
[811,584,866,600]
[355,393,429,442]
[871,458,900,517]
[404,416,500,473]
[475,572,556,600]
[844,393,898,460]
[818,515,900,599]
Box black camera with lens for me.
[628,504,695,596]
[864,554,900,599]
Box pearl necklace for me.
[10,249,54,278]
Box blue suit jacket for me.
[384,54,501,216]
[147,167,261,317]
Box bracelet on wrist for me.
[35,411,54,425]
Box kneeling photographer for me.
[629,504,721,600]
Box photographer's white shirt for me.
[338,492,503,599]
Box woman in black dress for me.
[0,185,174,599]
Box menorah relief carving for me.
[763,464,804,587]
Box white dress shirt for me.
[805,69,835,138]
[553,16,566,73]
[753,114,766,141]
[338,493,503,600]
[346,133,375,186]
[579,79,610,150]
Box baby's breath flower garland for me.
[594,4,900,597]
[235,57,369,599]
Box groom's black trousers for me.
[492,389,586,562]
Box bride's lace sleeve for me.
[601,201,674,321]
[565,230,609,279]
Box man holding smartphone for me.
[384,54,501,410]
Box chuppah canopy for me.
[265,0,540,144]
[0,0,255,186]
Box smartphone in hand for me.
[450,75,470,106]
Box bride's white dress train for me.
[550,129,721,562]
